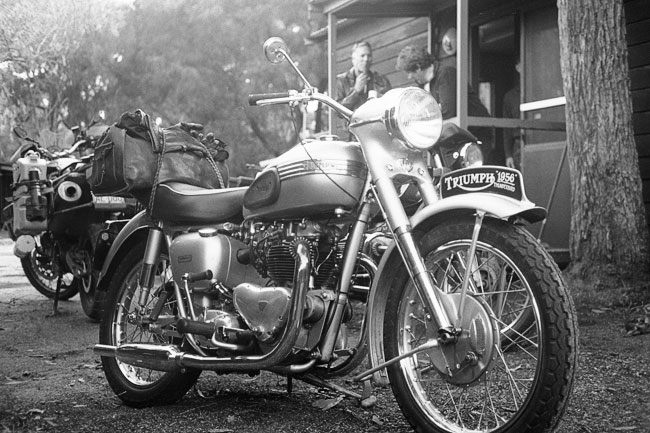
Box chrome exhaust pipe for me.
[95,343,182,372]
[94,240,311,373]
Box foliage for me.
[0,0,317,175]
[0,0,124,154]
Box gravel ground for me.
[1,234,649,433]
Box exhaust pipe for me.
[94,343,183,372]
[95,240,311,373]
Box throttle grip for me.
[248,92,290,105]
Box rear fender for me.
[95,210,153,292]
[365,193,545,384]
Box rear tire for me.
[79,271,103,321]
[383,217,577,433]
[99,242,200,407]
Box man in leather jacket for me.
[336,41,391,111]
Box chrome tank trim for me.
[277,159,367,180]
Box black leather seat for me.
[151,182,246,224]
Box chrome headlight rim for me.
[385,87,443,151]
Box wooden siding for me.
[323,0,650,223]
[625,0,650,220]
[334,17,429,87]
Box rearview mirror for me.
[13,126,29,140]
[263,37,288,64]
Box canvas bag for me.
[90,109,228,197]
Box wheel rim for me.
[396,240,541,432]
[27,237,75,294]
[113,254,174,386]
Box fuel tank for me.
[243,137,367,220]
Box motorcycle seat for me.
[151,182,246,223]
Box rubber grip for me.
[248,92,290,105]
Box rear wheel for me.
[99,243,200,407]
[384,217,577,433]
[74,245,103,321]
[78,269,103,321]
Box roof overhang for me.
[309,0,455,17]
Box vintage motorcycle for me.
[5,124,136,319]
[94,38,577,432]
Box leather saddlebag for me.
[90,110,228,196]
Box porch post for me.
[327,12,337,134]
[456,0,469,129]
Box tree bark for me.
[557,0,650,283]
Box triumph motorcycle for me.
[4,124,136,319]
[94,37,577,432]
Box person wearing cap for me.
[395,45,494,162]
[336,41,392,111]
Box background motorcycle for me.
[5,124,137,319]
[94,38,576,433]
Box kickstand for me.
[360,378,377,408]
[52,275,62,316]
[286,374,293,395]
[297,373,377,407]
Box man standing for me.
[503,58,523,169]
[395,45,494,161]
[336,41,391,111]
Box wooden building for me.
[307,0,650,264]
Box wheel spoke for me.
[394,240,541,431]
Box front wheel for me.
[99,242,200,407]
[384,217,577,433]
[21,235,78,300]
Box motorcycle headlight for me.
[385,88,443,150]
[459,142,484,167]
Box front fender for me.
[96,210,153,291]
[365,192,545,384]
[412,192,546,228]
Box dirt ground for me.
[1,235,649,433]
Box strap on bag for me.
[140,111,165,215]
[139,110,226,216]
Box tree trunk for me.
[557,0,650,283]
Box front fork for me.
[137,223,164,311]
[373,177,485,343]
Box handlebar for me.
[247,89,353,121]
[248,92,290,106]
[12,137,96,163]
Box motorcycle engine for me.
[232,219,343,347]
[250,219,342,289]
[172,220,344,354]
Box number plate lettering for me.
[440,166,524,201]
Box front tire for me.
[99,242,200,407]
[21,235,78,300]
[384,217,577,433]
